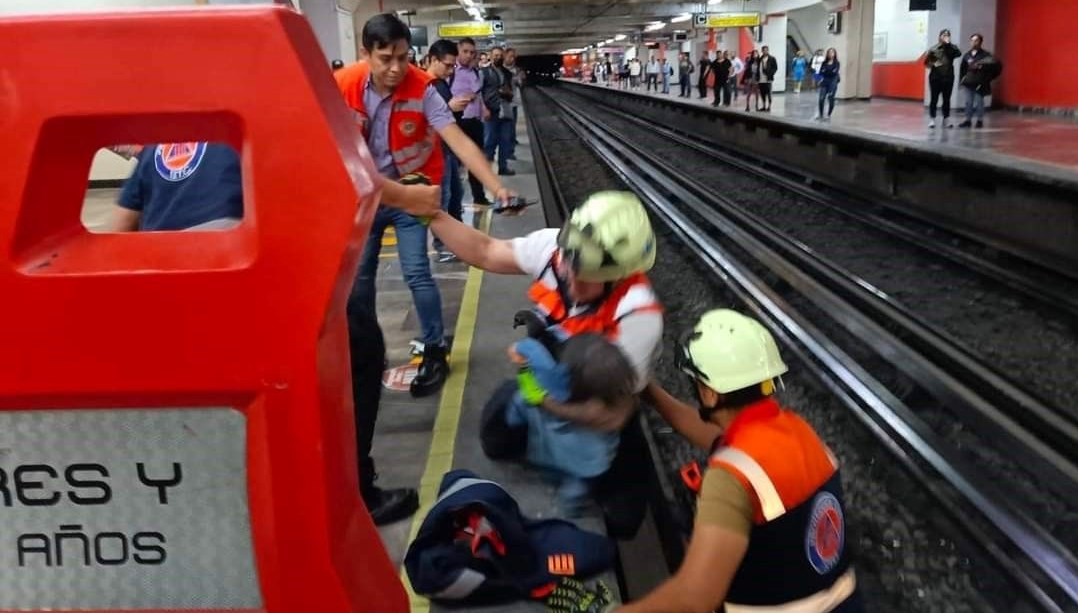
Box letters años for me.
[1,461,183,568]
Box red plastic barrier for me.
[0,7,405,612]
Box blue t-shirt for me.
[119,142,243,231]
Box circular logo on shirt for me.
[805,492,844,575]
[399,120,418,137]
[154,142,207,182]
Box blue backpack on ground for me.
[404,469,616,605]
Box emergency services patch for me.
[400,120,418,137]
[805,492,844,575]
[154,142,206,182]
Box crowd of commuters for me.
[580,30,1000,128]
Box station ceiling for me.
[377,0,731,55]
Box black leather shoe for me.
[498,168,516,176]
[364,486,419,526]
[410,343,448,397]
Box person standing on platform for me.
[742,49,761,112]
[697,51,711,99]
[811,48,825,88]
[620,309,861,613]
[816,48,841,121]
[758,45,778,112]
[480,45,517,176]
[678,53,694,98]
[730,50,744,104]
[645,56,660,92]
[924,29,962,128]
[792,50,808,93]
[958,33,1001,129]
[660,58,672,94]
[336,14,514,397]
[427,39,471,263]
[504,47,523,160]
[629,57,642,90]
[710,51,732,108]
[451,37,491,206]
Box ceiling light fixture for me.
[644,21,666,32]
[670,13,692,23]
[614,33,627,41]
[605,38,615,44]
[707,0,723,5]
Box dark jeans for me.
[759,82,773,108]
[646,73,658,91]
[818,80,838,116]
[510,106,519,155]
[353,205,444,345]
[459,117,487,202]
[679,76,691,97]
[929,75,954,119]
[484,115,515,172]
[698,78,708,98]
[434,148,462,253]
[347,303,385,496]
[713,79,731,106]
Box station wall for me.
[995,0,1078,111]
[870,0,928,100]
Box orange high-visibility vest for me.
[336,62,445,185]
[526,251,662,338]
[707,398,858,612]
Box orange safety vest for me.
[707,397,859,612]
[526,251,662,338]
[335,62,445,185]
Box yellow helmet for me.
[675,309,788,394]
[557,191,656,283]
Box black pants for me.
[713,79,731,106]
[459,117,487,203]
[698,78,708,98]
[759,82,773,108]
[928,75,954,119]
[347,302,386,498]
[679,77,691,97]
[646,74,658,91]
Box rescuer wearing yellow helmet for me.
[620,309,861,613]
[429,191,661,428]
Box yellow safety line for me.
[400,209,492,611]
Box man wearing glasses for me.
[426,39,472,262]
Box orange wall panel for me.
[872,59,925,100]
[996,0,1078,109]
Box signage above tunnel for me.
[438,20,505,38]
[693,12,761,28]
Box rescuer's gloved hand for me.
[514,338,572,403]
[545,578,619,612]
[517,368,548,405]
[514,309,548,339]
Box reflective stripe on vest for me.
[710,447,786,521]
[525,253,661,337]
[725,569,857,613]
[393,99,426,113]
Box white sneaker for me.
[928,120,936,128]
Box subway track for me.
[524,84,1078,613]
